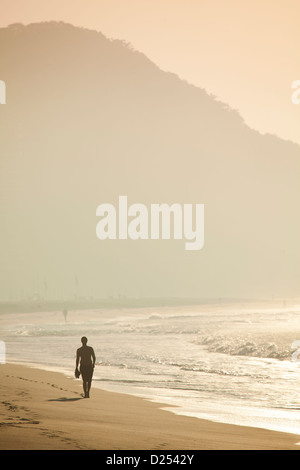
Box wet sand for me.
[0,363,299,450]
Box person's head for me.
[81,336,88,346]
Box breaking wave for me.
[195,335,293,360]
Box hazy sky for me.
[0,1,299,302]
[0,0,299,145]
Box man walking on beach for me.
[75,337,96,398]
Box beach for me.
[0,363,299,450]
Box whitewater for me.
[2,300,300,436]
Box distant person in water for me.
[75,337,96,398]
[62,309,68,322]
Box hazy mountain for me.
[0,22,299,301]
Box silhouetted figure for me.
[75,337,96,398]
[63,309,68,322]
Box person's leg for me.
[80,366,88,397]
[86,366,93,397]
[86,380,91,397]
[80,366,93,397]
[82,380,86,397]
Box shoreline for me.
[0,363,299,450]
[9,358,300,437]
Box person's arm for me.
[91,348,96,368]
[75,349,80,369]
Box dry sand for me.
[0,363,299,450]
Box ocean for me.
[2,300,300,436]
